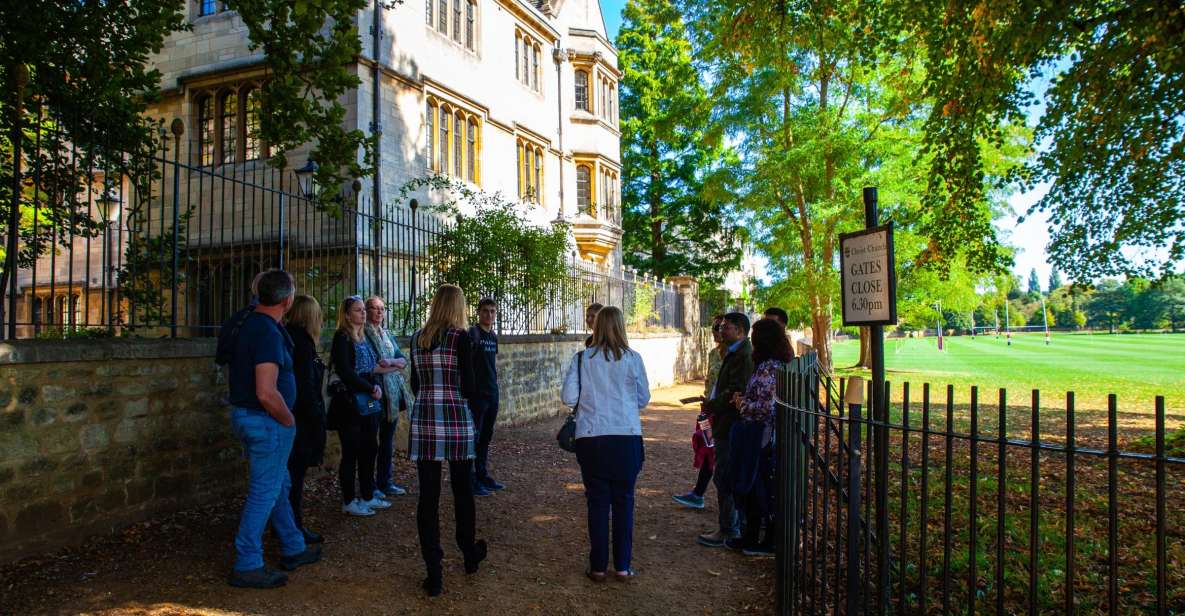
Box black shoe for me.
[742,543,776,557]
[724,537,747,552]
[472,483,493,497]
[228,567,288,589]
[301,528,323,545]
[278,545,323,571]
[422,575,443,597]
[464,539,488,574]
[481,477,506,491]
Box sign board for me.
[840,223,897,326]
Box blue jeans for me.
[231,408,305,572]
[376,412,399,490]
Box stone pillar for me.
[668,275,699,333]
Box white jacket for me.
[561,347,650,439]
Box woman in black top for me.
[330,296,400,516]
[283,295,327,544]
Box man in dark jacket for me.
[697,312,754,547]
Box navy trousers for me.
[576,435,644,573]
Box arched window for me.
[244,87,263,160]
[426,100,435,170]
[574,70,588,111]
[438,0,447,32]
[521,40,530,85]
[514,35,520,81]
[31,297,42,327]
[525,147,534,198]
[533,147,542,202]
[453,112,463,177]
[467,117,477,182]
[609,83,617,122]
[576,165,591,214]
[531,45,539,91]
[426,0,433,25]
[452,0,461,41]
[197,95,215,166]
[516,142,524,196]
[70,294,80,326]
[465,0,475,49]
[220,91,238,164]
[438,105,450,173]
[56,296,67,327]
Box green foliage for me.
[678,0,1022,373]
[401,175,575,331]
[1027,268,1041,295]
[228,0,396,197]
[894,0,1185,280]
[617,0,740,284]
[627,283,659,330]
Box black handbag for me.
[556,351,583,453]
[324,363,353,432]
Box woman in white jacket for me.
[561,306,651,582]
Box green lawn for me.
[830,332,1185,415]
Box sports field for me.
[831,332,1185,415]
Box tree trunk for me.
[648,143,665,272]
[856,326,872,368]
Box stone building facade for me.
[148,0,624,266]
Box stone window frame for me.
[516,137,545,204]
[425,94,482,185]
[574,68,590,112]
[515,28,543,94]
[574,157,619,221]
[197,0,227,18]
[429,0,477,53]
[575,163,593,215]
[192,81,269,168]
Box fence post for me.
[4,64,28,340]
[278,192,286,271]
[845,376,865,614]
[169,120,183,338]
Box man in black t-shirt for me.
[469,298,504,495]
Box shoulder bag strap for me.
[574,350,584,414]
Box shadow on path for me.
[0,382,773,615]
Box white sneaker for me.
[343,499,375,517]
[363,496,392,510]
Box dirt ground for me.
[0,383,774,616]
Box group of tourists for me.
[215,265,789,595]
[216,271,504,595]
[673,307,794,558]
[216,269,654,596]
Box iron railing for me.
[775,353,1184,614]
[2,143,683,338]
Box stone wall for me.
[0,330,701,563]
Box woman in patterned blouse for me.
[408,284,486,597]
[729,317,794,555]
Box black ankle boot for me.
[464,539,488,574]
[423,562,443,597]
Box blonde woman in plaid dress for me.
[408,284,487,597]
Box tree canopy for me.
[617,0,740,284]
[896,0,1185,281]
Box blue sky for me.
[602,0,626,40]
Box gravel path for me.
[1,382,774,615]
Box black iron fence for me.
[2,144,683,339]
[775,353,1184,615]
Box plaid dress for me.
[408,328,476,461]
